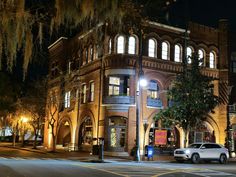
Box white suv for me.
[174,143,229,164]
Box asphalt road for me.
[0,146,236,177]
[0,158,236,177]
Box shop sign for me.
[154,129,167,145]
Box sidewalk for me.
[1,142,236,163]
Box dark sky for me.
[170,0,236,30]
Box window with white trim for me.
[85,49,88,64]
[148,39,156,58]
[187,47,193,64]
[89,82,94,102]
[82,84,87,103]
[117,36,125,54]
[162,42,169,60]
[90,47,94,62]
[64,91,71,108]
[108,39,112,54]
[147,80,159,99]
[209,52,216,68]
[109,77,120,96]
[198,49,204,66]
[128,36,136,54]
[174,44,181,62]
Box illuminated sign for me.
[154,129,167,145]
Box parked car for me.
[174,143,229,164]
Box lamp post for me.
[135,28,147,161]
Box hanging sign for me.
[154,129,167,145]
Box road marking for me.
[72,163,129,177]
[151,170,181,177]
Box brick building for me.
[44,19,236,156]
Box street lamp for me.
[135,28,147,161]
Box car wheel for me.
[191,153,200,164]
[219,154,227,164]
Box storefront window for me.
[108,117,127,151]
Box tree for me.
[19,79,47,149]
[1,0,167,78]
[155,53,219,147]
[46,91,60,152]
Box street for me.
[1,157,236,177]
[0,146,236,177]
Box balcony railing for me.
[103,96,135,104]
[147,98,163,108]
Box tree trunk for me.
[12,133,16,147]
[183,129,189,148]
[21,132,25,147]
[52,134,56,152]
[33,128,38,149]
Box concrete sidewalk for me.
[1,142,236,163]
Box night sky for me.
[169,0,236,30]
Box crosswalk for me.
[186,169,235,177]
[0,157,69,161]
[72,163,236,177]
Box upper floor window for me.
[109,77,120,96]
[82,84,87,103]
[64,91,71,108]
[128,36,136,54]
[148,39,156,58]
[96,44,99,59]
[85,49,88,64]
[162,42,169,60]
[198,49,204,66]
[147,80,159,99]
[90,47,94,62]
[117,36,125,54]
[108,39,112,54]
[68,61,71,74]
[89,82,94,102]
[232,61,236,73]
[209,52,216,68]
[187,47,193,64]
[174,44,181,62]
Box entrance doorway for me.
[108,116,127,152]
[79,117,93,150]
[189,121,215,144]
[57,121,71,147]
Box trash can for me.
[92,145,99,155]
[145,145,154,160]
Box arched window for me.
[209,52,216,68]
[108,39,112,54]
[90,46,94,62]
[162,42,169,60]
[198,49,204,66]
[148,39,156,58]
[117,36,125,54]
[128,36,136,54]
[187,47,193,64]
[174,44,181,62]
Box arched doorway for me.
[57,120,71,147]
[189,121,215,144]
[107,116,127,152]
[148,121,180,148]
[78,117,93,150]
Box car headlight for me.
[185,150,190,154]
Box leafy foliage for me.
[155,54,219,133]
[0,0,167,78]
